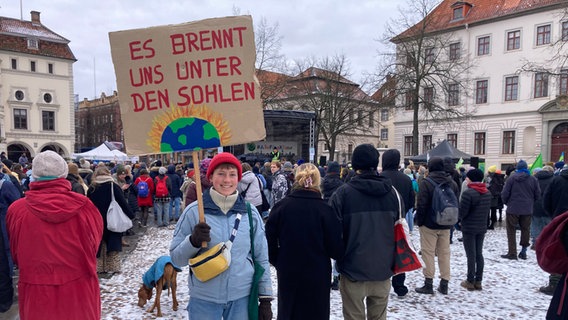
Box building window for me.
[405,91,413,110]
[448,83,459,106]
[27,38,38,49]
[42,111,55,131]
[425,47,435,64]
[536,24,551,46]
[424,87,434,105]
[48,63,54,74]
[507,30,521,51]
[358,110,364,126]
[324,143,329,151]
[449,42,461,61]
[14,109,28,130]
[505,76,519,101]
[447,134,457,148]
[476,80,488,104]
[380,109,389,121]
[453,7,463,20]
[560,69,568,95]
[502,131,515,154]
[11,59,17,70]
[534,72,549,98]
[563,21,568,41]
[474,132,486,155]
[423,135,433,153]
[30,61,36,72]
[369,111,374,128]
[347,144,353,161]
[477,36,490,56]
[406,52,415,67]
[404,136,413,156]
[381,128,388,140]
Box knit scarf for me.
[93,175,115,185]
[468,182,488,194]
[209,188,238,214]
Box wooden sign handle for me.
[192,150,207,248]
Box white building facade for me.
[394,0,568,169]
[0,11,76,162]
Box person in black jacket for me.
[544,165,568,219]
[415,157,459,295]
[381,149,415,297]
[166,164,183,221]
[329,144,399,319]
[458,169,492,291]
[321,161,344,290]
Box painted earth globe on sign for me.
[160,117,221,152]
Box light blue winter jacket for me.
[169,188,272,303]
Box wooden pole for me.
[192,150,207,248]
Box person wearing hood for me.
[500,160,540,260]
[458,169,491,291]
[415,156,459,295]
[237,162,263,212]
[167,164,183,222]
[7,150,103,319]
[329,144,399,319]
[380,149,416,297]
[544,164,568,219]
[321,161,343,201]
[486,165,505,228]
[67,162,88,195]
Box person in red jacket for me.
[134,168,155,227]
[7,150,103,320]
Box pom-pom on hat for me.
[466,168,484,182]
[351,144,379,171]
[32,150,68,181]
[206,152,242,181]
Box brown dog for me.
[137,261,179,317]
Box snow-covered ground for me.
[100,221,552,319]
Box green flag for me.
[530,153,543,174]
[455,157,464,170]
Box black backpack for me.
[425,177,459,226]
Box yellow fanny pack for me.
[189,242,232,282]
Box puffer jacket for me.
[166,165,183,198]
[271,169,288,206]
[329,172,398,282]
[415,171,459,230]
[237,171,262,207]
[501,171,540,215]
[459,183,492,234]
[169,189,272,303]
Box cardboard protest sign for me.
[109,15,266,155]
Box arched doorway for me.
[551,122,568,161]
[7,144,30,164]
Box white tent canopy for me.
[71,143,136,162]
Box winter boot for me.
[460,280,475,291]
[474,281,483,291]
[331,276,340,291]
[438,279,449,295]
[415,278,434,294]
[518,246,528,260]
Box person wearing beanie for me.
[154,167,172,227]
[415,156,459,295]
[265,163,343,319]
[500,159,540,260]
[7,150,103,319]
[458,168,491,291]
[185,157,213,207]
[87,166,134,276]
[554,161,565,176]
[380,149,416,297]
[485,165,506,227]
[167,164,184,222]
[329,143,399,318]
[170,152,273,320]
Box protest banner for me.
[109,15,266,155]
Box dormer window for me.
[27,38,38,50]
[451,2,473,21]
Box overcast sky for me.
[1,0,403,100]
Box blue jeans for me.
[531,215,551,246]
[169,197,181,221]
[155,201,169,226]
[188,296,248,320]
[462,232,485,283]
[406,209,414,233]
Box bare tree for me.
[377,0,475,155]
[277,55,378,161]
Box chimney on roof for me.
[30,11,41,25]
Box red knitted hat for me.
[206,153,242,181]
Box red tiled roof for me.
[291,67,358,86]
[0,16,75,60]
[394,0,567,41]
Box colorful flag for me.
[560,152,565,162]
[455,157,464,170]
[530,153,543,174]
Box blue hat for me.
[555,161,565,169]
[516,160,528,170]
